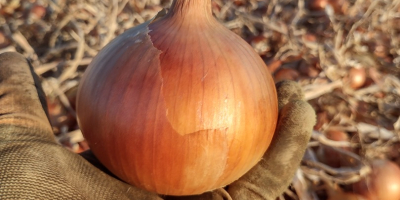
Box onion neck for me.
[167,0,212,20]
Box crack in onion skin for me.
[76,0,277,196]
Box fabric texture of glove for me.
[0,52,162,200]
[0,52,315,200]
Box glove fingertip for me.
[278,100,316,135]
[275,80,304,110]
[266,100,315,170]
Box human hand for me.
[0,52,315,200]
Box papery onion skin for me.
[352,159,400,200]
[76,0,277,196]
[349,67,366,89]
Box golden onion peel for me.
[77,0,278,196]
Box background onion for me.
[76,0,277,196]
[349,67,367,89]
[352,159,400,200]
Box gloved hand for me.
[0,52,315,200]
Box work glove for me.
[0,52,315,200]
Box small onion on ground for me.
[352,159,400,200]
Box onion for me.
[0,31,10,49]
[307,0,347,14]
[308,0,328,11]
[316,129,351,168]
[30,4,46,20]
[327,191,366,200]
[298,59,320,78]
[273,68,300,83]
[76,0,278,196]
[349,67,366,89]
[352,159,400,200]
[326,184,366,200]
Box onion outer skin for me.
[352,159,400,200]
[76,0,278,196]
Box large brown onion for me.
[76,0,277,196]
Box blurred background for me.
[1,0,400,199]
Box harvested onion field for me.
[1,0,400,199]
